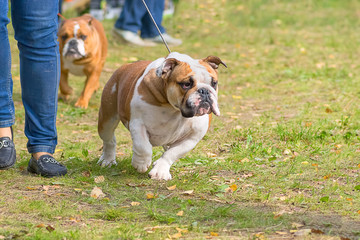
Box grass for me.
[1,0,360,239]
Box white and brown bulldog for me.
[58,14,107,108]
[98,52,226,180]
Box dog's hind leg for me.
[98,112,120,167]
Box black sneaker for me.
[0,127,16,170]
[27,155,67,177]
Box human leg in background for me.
[139,0,165,38]
[113,0,156,46]
[141,0,182,46]
[105,0,123,20]
[90,0,105,21]
[11,0,67,177]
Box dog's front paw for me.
[97,154,117,167]
[131,160,151,173]
[58,93,71,101]
[148,160,172,180]
[75,98,89,109]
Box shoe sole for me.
[27,165,66,178]
[0,161,15,170]
[0,152,16,170]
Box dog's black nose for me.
[69,39,78,47]
[198,88,209,96]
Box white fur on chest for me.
[129,57,209,147]
[131,101,208,146]
[62,58,85,76]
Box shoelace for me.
[0,139,12,149]
[42,157,61,165]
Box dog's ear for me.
[202,56,227,70]
[88,17,93,26]
[59,19,66,29]
[157,58,180,78]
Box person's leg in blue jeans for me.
[11,0,60,155]
[115,0,164,35]
[0,0,15,128]
[0,0,17,169]
[140,0,165,39]
[0,0,67,177]
[113,0,181,46]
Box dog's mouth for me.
[63,38,86,60]
[64,48,86,60]
[181,99,220,118]
[196,102,211,116]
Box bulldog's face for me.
[58,17,95,61]
[157,54,227,118]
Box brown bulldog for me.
[58,14,107,108]
[97,52,226,180]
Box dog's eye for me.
[179,78,194,90]
[61,34,68,41]
[211,78,218,89]
[179,82,192,90]
[79,35,87,41]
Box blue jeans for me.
[114,0,165,38]
[0,0,60,154]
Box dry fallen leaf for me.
[90,187,105,199]
[167,185,176,191]
[232,95,242,100]
[311,229,325,234]
[131,202,141,206]
[82,171,91,177]
[323,174,331,180]
[292,222,304,229]
[226,184,237,193]
[325,107,333,113]
[146,193,157,199]
[207,152,217,158]
[171,232,182,239]
[283,149,292,155]
[182,190,194,195]
[94,176,105,183]
[46,225,55,232]
[273,210,286,219]
[294,229,311,236]
[36,223,45,228]
[241,157,250,162]
[176,210,184,216]
[210,232,219,236]
[176,227,188,233]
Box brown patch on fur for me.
[98,61,151,132]
[165,62,195,108]
[138,69,168,106]
[208,114,212,129]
